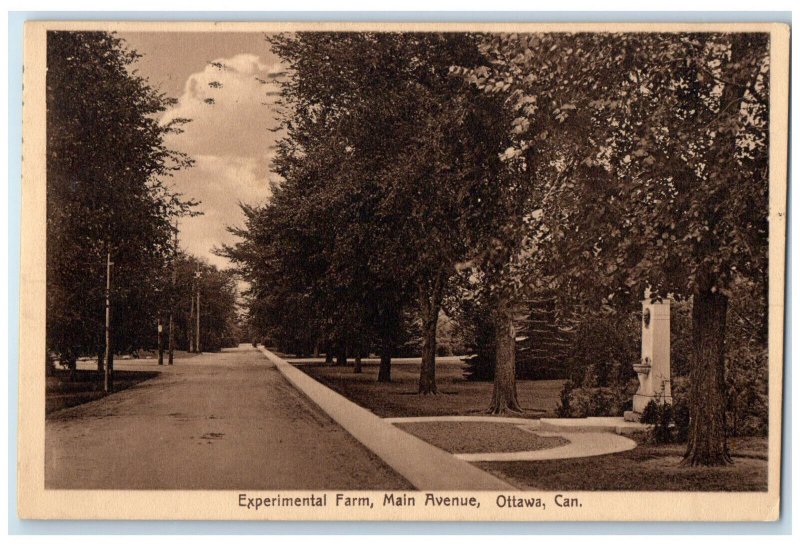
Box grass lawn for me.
[46,351,201,414]
[478,436,768,491]
[297,356,767,492]
[46,369,160,414]
[396,421,569,453]
[298,357,565,418]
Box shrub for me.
[559,386,628,418]
[563,309,639,387]
[670,376,690,442]
[726,346,768,437]
[672,397,690,443]
[641,400,674,444]
[640,380,689,445]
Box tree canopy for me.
[457,32,770,464]
[227,31,771,465]
[47,31,197,364]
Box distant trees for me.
[46,31,196,367]
[171,254,241,352]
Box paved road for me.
[45,344,411,490]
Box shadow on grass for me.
[478,436,768,491]
[46,369,160,415]
[396,390,459,396]
[300,361,563,418]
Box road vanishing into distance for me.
[45,344,412,490]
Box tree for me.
[46,31,194,369]
[467,32,770,464]
[229,33,514,394]
[397,87,513,394]
[225,201,325,355]
[225,34,417,368]
[172,253,240,352]
[460,293,573,382]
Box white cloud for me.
[161,54,284,269]
[162,53,283,156]
[173,154,274,269]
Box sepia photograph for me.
[17,20,788,521]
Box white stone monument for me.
[625,296,672,421]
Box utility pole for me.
[195,270,201,353]
[103,249,113,393]
[168,225,177,365]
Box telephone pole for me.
[103,250,113,393]
[168,225,177,365]
[195,270,202,353]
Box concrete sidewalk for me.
[259,347,515,491]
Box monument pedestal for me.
[627,297,672,422]
[623,410,641,423]
[632,392,672,414]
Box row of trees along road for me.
[225,31,769,466]
[46,31,240,373]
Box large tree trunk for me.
[488,299,523,414]
[377,307,398,383]
[378,338,392,382]
[418,273,445,395]
[683,278,732,466]
[419,315,438,394]
[336,344,347,367]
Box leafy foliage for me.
[225,32,769,447]
[227,32,519,392]
[458,33,769,303]
[46,31,195,364]
[456,31,769,462]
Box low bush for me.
[641,400,674,444]
[640,380,690,444]
[556,383,633,418]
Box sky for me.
[118,32,285,269]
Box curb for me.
[258,347,515,491]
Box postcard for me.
[17,20,789,521]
